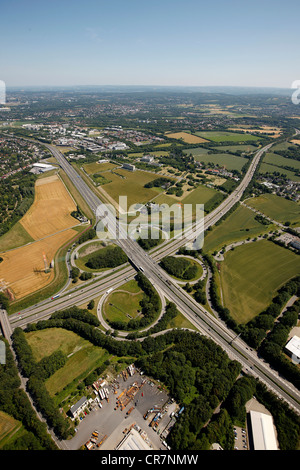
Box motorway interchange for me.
[6,138,300,416]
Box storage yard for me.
[63,365,179,451]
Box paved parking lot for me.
[63,371,176,450]
[234,426,248,450]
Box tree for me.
[70,267,79,279]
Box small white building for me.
[122,163,135,171]
[70,396,88,418]
[141,155,154,163]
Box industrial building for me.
[285,335,300,362]
[248,410,278,450]
[30,162,56,173]
[116,427,153,451]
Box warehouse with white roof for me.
[249,410,278,450]
[285,335,300,363]
[116,428,153,451]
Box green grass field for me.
[183,184,219,205]
[246,194,300,225]
[103,279,144,324]
[212,144,258,152]
[97,168,167,208]
[262,152,300,171]
[46,343,108,397]
[258,162,300,182]
[271,142,297,152]
[203,204,274,254]
[184,147,211,156]
[195,131,262,143]
[156,184,219,206]
[220,240,300,324]
[26,328,109,397]
[26,327,88,360]
[191,152,248,171]
[154,184,222,217]
[0,411,23,450]
[0,221,34,252]
[127,151,170,158]
[83,162,119,174]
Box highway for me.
[3,137,300,414]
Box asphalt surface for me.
[63,372,172,451]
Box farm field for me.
[183,147,211,156]
[212,144,258,153]
[0,411,22,449]
[202,204,274,254]
[20,174,78,240]
[82,162,119,174]
[165,131,208,144]
[272,142,297,152]
[246,193,300,225]
[127,151,170,158]
[155,184,220,215]
[191,151,248,171]
[258,162,300,182]
[228,126,282,138]
[26,328,109,397]
[220,240,300,324]
[0,228,77,300]
[0,173,82,300]
[103,279,144,325]
[195,131,261,143]
[262,152,300,171]
[96,168,169,209]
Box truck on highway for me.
[106,288,113,294]
[51,294,60,300]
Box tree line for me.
[0,335,58,450]
[12,328,74,440]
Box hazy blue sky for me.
[0,0,299,88]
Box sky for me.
[0,0,299,89]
